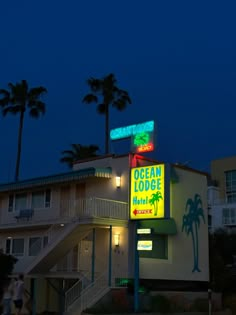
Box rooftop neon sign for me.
[110,120,154,141]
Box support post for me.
[92,228,96,283]
[208,289,212,315]
[30,278,36,315]
[59,279,65,315]
[134,221,139,312]
[108,225,112,286]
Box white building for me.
[208,156,236,233]
[0,154,209,314]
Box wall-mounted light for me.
[114,234,120,247]
[116,176,121,188]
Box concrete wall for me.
[0,186,61,225]
[139,166,209,282]
[81,156,130,203]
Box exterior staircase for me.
[24,220,91,274]
[65,271,110,315]
[23,197,128,275]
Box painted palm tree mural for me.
[182,194,205,272]
[149,191,163,216]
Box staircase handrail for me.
[65,271,91,310]
[25,197,128,273]
[77,270,109,314]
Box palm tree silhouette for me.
[60,144,99,168]
[182,194,205,272]
[0,80,47,181]
[83,73,131,154]
[149,191,163,216]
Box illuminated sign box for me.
[137,228,152,234]
[110,120,154,141]
[131,130,155,153]
[130,164,165,220]
[137,240,152,251]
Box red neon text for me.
[137,143,154,153]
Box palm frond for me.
[60,143,100,168]
[28,101,46,116]
[87,78,103,92]
[29,86,47,97]
[83,94,98,104]
[97,103,107,114]
[59,156,74,168]
[185,198,193,212]
[2,106,23,116]
[0,89,10,107]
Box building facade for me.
[0,154,209,314]
[208,156,236,232]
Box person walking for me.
[13,274,25,315]
[2,278,14,315]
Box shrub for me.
[150,294,170,313]
[191,298,209,312]
[223,294,236,313]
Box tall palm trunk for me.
[105,104,109,154]
[15,110,25,181]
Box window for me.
[138,235,168,259]
[31,189,51,208]
[8,193,27,212]
[29,237,41,256]
[223,208,230,224]
[5,239,11,254]
[12,238,24,256]
[8,195,14,212]
[28,236,49,256]
[225,171,236,203]
[223,208,236,225]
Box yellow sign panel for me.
[130,164,165,219]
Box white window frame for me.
[5,238,25,256]
[31,189,51,209]
[28,235,48,256]
[8,193,28,212]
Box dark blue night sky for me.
[0,1,236,182]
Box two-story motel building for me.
[0,154,209,314]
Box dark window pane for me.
[8,195,14,212]
[5,239,11,254]
[29,237,41,256]
[43,236,48,247]
[12,239,24,256]
[32,191,44,208]
[15,193,27,210]
[45,189,51,208]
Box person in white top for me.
[2,278,14,315]
[13,274,25,315]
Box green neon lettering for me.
[156,166,162,177]
[140,169,145,179]
[110,120,154,140]
[150,167,155,178]
[134,170,139,180]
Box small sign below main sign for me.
[137,240,153,251]
[137,228,152,234]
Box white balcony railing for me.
[0,197,128,226]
